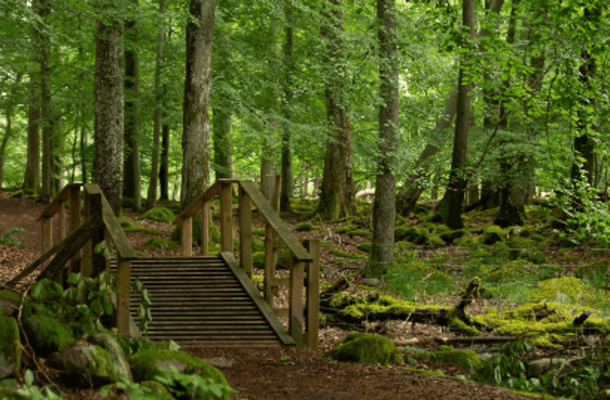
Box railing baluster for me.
[116,257,131,336]
[264,223,277,307]
[220,182,233,253]
[42,218,53,268]
[289,255,305,347]
[69,185,81,274]
[238,187,253,278]
[201,202,210,256]
[181,217,193,257]
[304,240,320,350]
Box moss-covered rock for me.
[141,207,175,223]
[22,315,72,357]
[0,290,21,319]
[421,346,481,375]
[329,333,402,366]
[0,317,21,379]
[396,226,429,245]
[481,226,506,245]
[128,350,231,399]
[440,229,465,244]
[338,295,449,321]
[49,343,120,386]
[144,238,178,250]
[89,332,132,383]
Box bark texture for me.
[213,105,233,180]
[280,5,294,212]
[24,76,40,194]
[442,0,475,230]
[123,0,142,211]
[159,124,170,201]
[366,0,398,277]
[93,13,124,215]
[317,0,356,220]
[182,0,216,206]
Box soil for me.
[0,191,537,400]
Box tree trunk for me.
[0,108,12,188]
[365,0,398,277]
[80,127,87,183]
[36,0,53,202]
[280,5,294,213]
[93,9,124,215]
[24,77,40,194]
[181,0,216,206]
[316,0,356,220]
[213,105,233,180]
[147,0,166,209]
[260,142,276,200]
[123,0,142,211]
[159,123,170,201]
[442,0,475,230]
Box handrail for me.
[172,178,320,349]
[26,183,135,337]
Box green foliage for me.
[384,262,454,301]
[295,222,314,232]
[0,227,26,248]
[357,242,372,252]
[0,316,21,377]
[119,217,162,235]
[15,370,63,400]
[329,333,402,366]
[481,226,506,245]
[155,365,235,400]
[420,346,481,375]
[476,341,538,391]
[141,207,175,223]
[131,279,153,334]
[102,376,171,400]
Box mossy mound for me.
[481,226,506,245]
[22,315,72,357]
[338,295,450,321]
[391,262,454,286]
[128,350,231,399]
[141,380,176,400]
[419,346,481,375]
[119,216,162,235]
[395,226,429,245]
[482,260,538,283]
[527,277,606,308]
[329,333,402,366]
[295,222,314,232]
[0,317,21,379]
[440,229,465,244]
[141,207,175,223]
[144,238,178,250]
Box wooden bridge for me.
[8,180,319,348]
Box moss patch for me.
[528,277,606,308]
[481,226,506,245]
[22,315,72,356]
[329,333,402,366]
[141,207,175,223]
[0,317,21,378]
[419,346,481,375]
[141,380,176,400]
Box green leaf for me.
[25,369,34,386]
[90,298,103,315]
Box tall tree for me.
[442,0,475,230]
[93,0,124,214]
[181,0,216,205]
[366,0,398,276]
[24,77,40,194]
[147,0,167,208]
[123,0,142,211]
[280,2,294,212]
[316,0,356,220]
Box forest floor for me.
[0,190,576,400]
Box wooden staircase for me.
[112,255,294,346]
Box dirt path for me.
[0,192,536,400]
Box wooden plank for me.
[181,217,192,257]
[116,258,131,337]
[69,185,81,274]
[220,182,233,253]
[42,219,52,268]
[238,181,312,262]
[273,308,289,317]
[220,252,295,346]
[39,183,83,219]
[173,182,220,225]
[304,240,320,350]
[271,277,290,287]
[238,187,253,278]
[58,204,66,240]
[87,189,106,277]
[289,258,305,347]
[201,202,210,256]
[7,216,98,287]
[101,198,137,260]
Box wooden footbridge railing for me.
[7,183,136,337]
[7,180,319,349]
[173,179,320,348]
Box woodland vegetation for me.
[1,0,610,399]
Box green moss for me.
[423,346,481,375]
[575,259,609,281]
[483,260,537,283]
[329,333,402,366]
[119,216,162,235]
[528,277,606,307]
[251,228,266,237]
[448,316,481,336]
[481,226,506,245]
[427,234,445,247]
[328,249,366,260]
[440,229,465,244]
[141,207,175,223]
[128,350,230,399]
[338,295,449,321]
[144,238,178,250]
[89,345,119,382]
[395,226,429,245]
[295,222,314,232]
[357,242,372,253]
[0,291,21,305]
[0,317,21,377]
[404,367,444,377]
[141,380,176,400]
[348,229,370,238]
[24,315,72,355]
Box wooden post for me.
[69,186,81,274]
[42,219,52,268]
[220,182,233,253]
[238,186,253,278]
[58,204,66,240]
[289,256,305,347]
[82,191,93,276]
[88,191,105,278]
[272,175,281,213]
[264,223,277,306]
[304,240,320,350]
[181,217,192,257]
[201,202,210,256]
[116,258,131,336]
